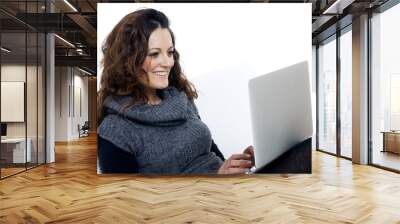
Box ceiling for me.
[0,0,392,76]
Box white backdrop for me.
[1,81,24,122]
[98,3,311,157]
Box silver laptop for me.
[248,61,313,172]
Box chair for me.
[78,121,90,138]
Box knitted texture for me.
[98,87,223,174]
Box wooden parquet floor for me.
[1,135,400,223]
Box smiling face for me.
[140,27,175,90]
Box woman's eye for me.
[168,51,174,57]
[148,52,159,58]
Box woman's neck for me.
[146,89,161,105]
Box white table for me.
[1,138,32,163]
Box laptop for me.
[248,61,313,173]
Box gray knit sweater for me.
[98,87,223,174]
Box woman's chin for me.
[153,82,169,90]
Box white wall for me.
[1,65,25,81]
[1,65,35,138]
[1,65,26,140]
[55,67,89,141]
[72,72,89,138]
[98,3,311,157]
[1,64,46,163]
[55,67,68,141]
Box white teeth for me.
[154,72,167,76]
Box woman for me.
[98,8,254,174]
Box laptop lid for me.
[248,61,313,171]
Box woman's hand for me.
[218,146,255,174]
[243,145,255,166]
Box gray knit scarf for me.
[98,87,223,174]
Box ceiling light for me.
[63,0,78,12]
[76,48,86,55]
[54,34,75,48]
[323,0,355,15]
[1,47,11,53]
[78,67,93,76]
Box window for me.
[318,36,337,154]
[0,1,46,179]
[339,28,352,158]
[371,2,400,171]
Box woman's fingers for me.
[229,159,253,168]
[243,145,254,156]
[218,152,255,174]
[228,167,250,174]
[230,153,252,161]
[243,146,255,166]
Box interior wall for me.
[1,63,44,167]
[54,66,89,141]
[55,66,69,141]
[1,65,39,139]
[72,72,89,138]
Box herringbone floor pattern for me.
[1,135,400,223]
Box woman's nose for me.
[160,54,174,67]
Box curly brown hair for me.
[98,8,197,123]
